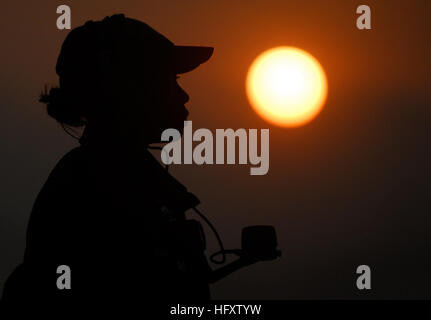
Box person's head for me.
[40,14,213,146]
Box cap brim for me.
[173,46,214,74]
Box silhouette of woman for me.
[2,14,214,308]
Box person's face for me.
[157,73,190,135]
[116,71,190,146]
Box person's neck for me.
[79,124,149,156]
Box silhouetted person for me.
[2,14,214,309]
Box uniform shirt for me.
[3,136,211,309]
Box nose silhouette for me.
[181,87,190,105]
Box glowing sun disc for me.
[246,47,328,127]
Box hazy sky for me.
[1,0,430,299]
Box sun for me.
[246,47,328,127]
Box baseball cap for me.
[56,14,214,82]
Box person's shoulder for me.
[57,146,86,166]
[36,146,88,195]
[26,147,90,242]
[51,146,87,176]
